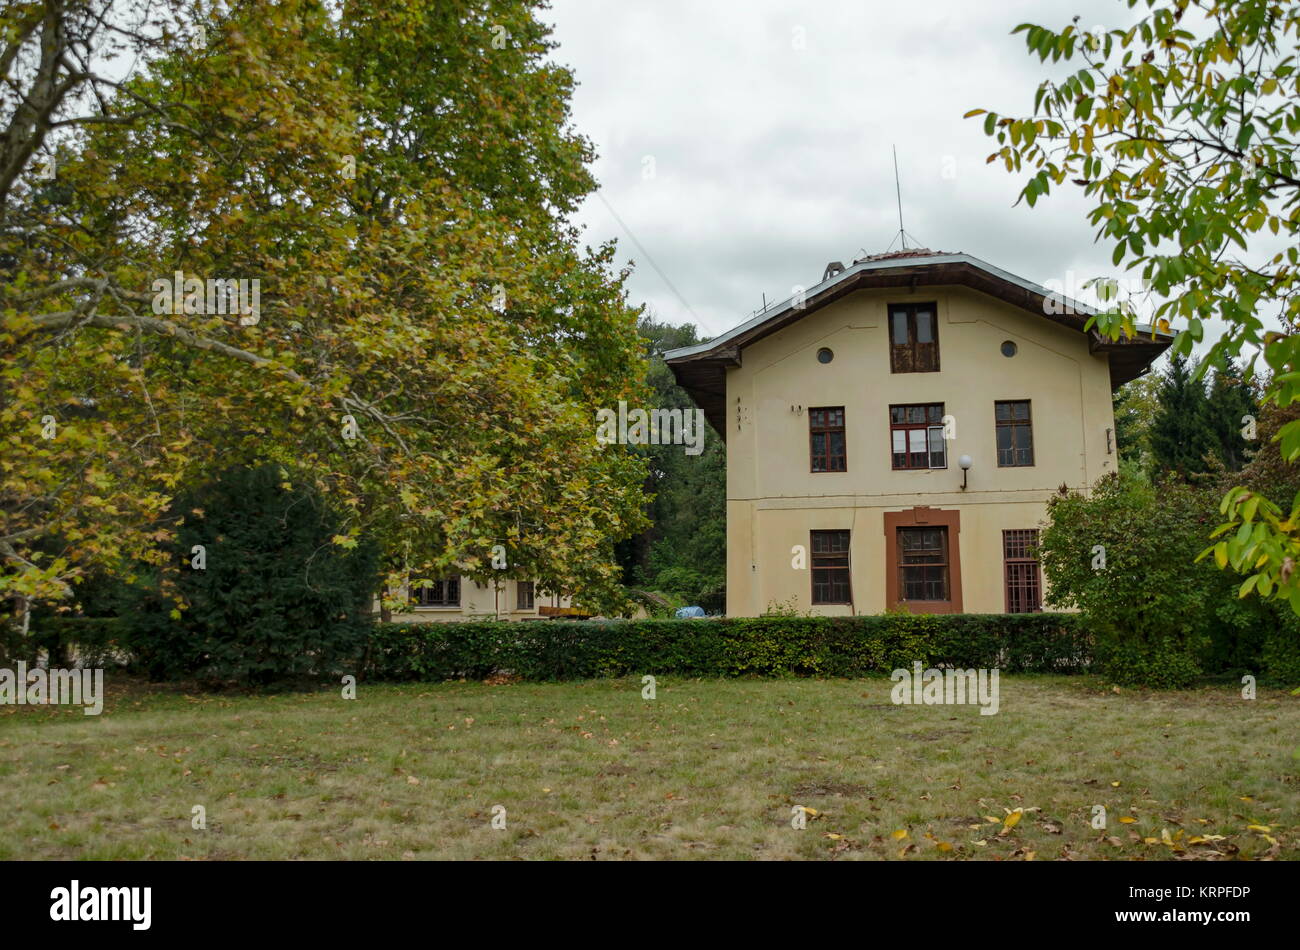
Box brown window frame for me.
[888,302,940,373]
[1003,529,1042,613]
[809,406,847,473]
[413,577,460,608]
[995,400,1035,467]
[516,581,535,611]
[810,530,852,605]
[889,403,946,470]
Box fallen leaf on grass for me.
[998,809,1023,835]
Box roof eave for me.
[664,255,1175,434]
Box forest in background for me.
[615,317,726,614]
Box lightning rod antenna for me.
[893,145,906,251]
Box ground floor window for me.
[883,509,962,613]
[1003,529,1042,613]
[811,530,851,604]
[897,526,950,602]
[516,581,535,610]
[413,577,460,607]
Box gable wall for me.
[723,284,1116,616]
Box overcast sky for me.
[545,0,1224,355]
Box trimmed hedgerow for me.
[363,613,1089,682]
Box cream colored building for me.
[386,577,576,623]
[665,250,1170,617]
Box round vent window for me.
[1001,340,1018,357]
[817,347,834,364]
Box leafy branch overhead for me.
[1,0,649,613]
[969,0,1300,612]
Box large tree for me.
[971,0,1300,613]
[1146,354,1260,476]
[1,0,648,617]
[1149,354,1219,476]
[1206,356,1261,469]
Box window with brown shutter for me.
[1003,530,1042,613]
[888,303,940,373]
[811,530,851,604]
[809,407,846,472]
[995,400,1034,466]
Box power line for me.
[595,190,701,324]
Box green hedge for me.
[364,613,1090,681]
[1262,632,1300,687]
[14,612,1099,682]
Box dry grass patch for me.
[0,675,1295,860]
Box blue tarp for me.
[674,606,706,618]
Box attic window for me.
[888,303,939,373]
[1001,340,1018,357]
[817,347,834,364]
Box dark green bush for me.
[1041,473,1224,688]
[1203,594,1293,680]
[363,613,1089,682]
[24,616,128,667]
[0,617,34,665]
[1040,470,1300,688]
[1262,630,1300,687]
[120,464,379,684]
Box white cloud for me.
[548,0,1268,361]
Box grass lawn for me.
[0,674,1295,860]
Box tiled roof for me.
[853,248,953,264]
